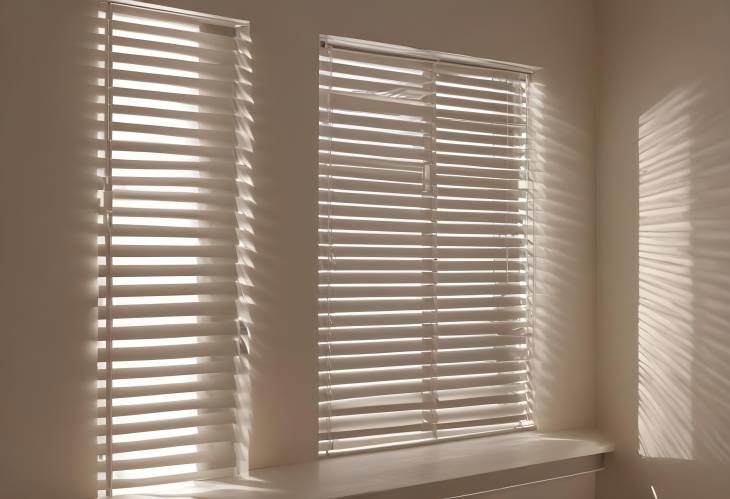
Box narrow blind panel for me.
[97,4,249,495]
[318,45,533,455]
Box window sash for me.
[96,3,249,495]
[318,42,534,456]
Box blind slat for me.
[98,359,235,379]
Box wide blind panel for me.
[97,4,249,496]
[318,45,533,455]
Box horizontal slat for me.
[318,269,523,285]
[435,117,525,137]
[98,338,236,362]
[319,282,526,298]
[320,111,429,135]
[328,91,430,119]
[319,217,429,234]
[436,107,525,127]
[111,188,237,207]
[324,410,525,441]
[102,243,236,258]
[320,78,429,104]
[325,382,527,412]
[321,334,526,357]
[105,224,235,241]
[320,189,431,209]
[320,304,528,324]
[110,176,236,192]
[111,35,237,65]
[112,3,239,36]
[100,262,235,277]
[100,281,236,298]
[319,430,433,454]
[99,358,235,380]
[101,374,234,399]
[436,66,525,89]
[319,175,424,196]
[111,52,237,82]
[321,60,430,87]
[106,467,235,491]
[97,391,235,418]
[321,397,528,433]
[435,129,523,148]
[111,104,235,131]
[321,420,531,454]
[318,202,426,220]
[435,84,524,108]
[331,374,528,405]
[99,300,236,320]
[323,47,433,74]
[318,244,524,260]
[324,392,526,417]
[319,163,424,183]
[319,232,524,248]
[111,86,241,118]
[318,295,524,313]
[435,139,525,159]
[322,345,526,370]
[99,423,234,455]
[319,322,527,341]
[319,139,427,163]
[110,137,235,160]
[99,321,237,341]
[112,120,237,145]
[99,442,234,472]
[322,362,527,390]
[436,102,525,127]
[111,19,238,50]
[103,445,234,473]
[321,123,427,146]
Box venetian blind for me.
[97,3,249,495]
[318,41,534,455]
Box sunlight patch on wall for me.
[637,88,695,461]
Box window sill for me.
[118,429,613,499]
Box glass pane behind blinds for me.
[96,4,250,496]
[318,45,534,455]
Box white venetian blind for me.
[318,41,534,455]
[97,3,249,496]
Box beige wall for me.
[0,1,100,498]
[466,474,594,499]
[0,1,599,497]
[596,0,730,497]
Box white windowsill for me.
[118,429,613,499]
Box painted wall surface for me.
[596,1,730,498]
[0,1,100,498]
[0,1,598,497]
[465,473,594,499]
[148,0,599,469]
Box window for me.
[97,3,249,496]
[318,39,533,455]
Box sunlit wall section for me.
[232,23,254,474]
[96,4,249,495]
[637,90,694,460]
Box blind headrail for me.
[109,0,249,28]
[321,35,538,75]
